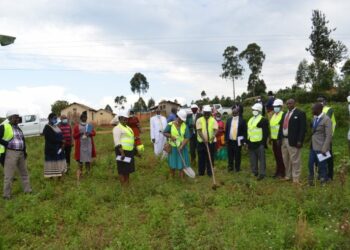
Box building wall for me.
[96,110,114,125]
[158,102,180,116]
[61,104,96,124]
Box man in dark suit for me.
[225,107,247,172]
[278,99,306,184]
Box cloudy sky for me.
[0,0,349,117]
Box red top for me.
[127,116,142,146]
[73,123,96,161]
[58,123,72,146]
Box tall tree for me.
[341,59,350,76]
[201,90,207,99]
[305,10,347,90]
[130,72,149,98]
[105,104,113,113]
[51,100,69,115]
[295,59,311,89]
[133,97,147,112]
[114,95,127,109]
[306,10,347,68]
[147,98,155,109]
[221,46,244,101]
[240,43,266,96]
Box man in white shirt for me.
[150,109,167,157]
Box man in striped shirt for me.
[59,115,73,173]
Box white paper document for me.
[116,156,132,163]
[237,136,244,146]
[317,151,331,162]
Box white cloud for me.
[0,85,86,117]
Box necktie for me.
[283,112,291,129]
[313,118,318,129]
[232,119,237,140]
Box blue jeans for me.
[308,149,328,181]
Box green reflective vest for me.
[248,115,263,142]
[197,117,216,143]
[322,106,336,134]
[117,123,134,151]
[168,122,186,147]
[0,123,14,154]
[269,112,283,140]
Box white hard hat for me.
[273,99,283,106]
[191,104,199,109]
[252,103,263,112]
[203,106,212,112]
[118,110,129,118]
[6,109,19,118]
[177,110,187,121]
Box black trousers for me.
[197,142,215,176]
[189,135,197,162]
[64,145,72,166]
[227,140,241,171]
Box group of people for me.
[149,95,337,186]
[0,93,342,198]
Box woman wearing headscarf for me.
[43,113,67,178]
[113,110,136,186]
[73,111,96,179]
[127,110,144,153]
[163,110,191,178]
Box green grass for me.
[1,103,350,249]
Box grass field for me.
[1,104,350,249]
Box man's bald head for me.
[312,103,323,116]
[286,99,296,111]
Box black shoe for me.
[254,173,259,177]
[3,196,11,200]
[257,175,265,181]
[227,167,233,172]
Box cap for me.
[191,104,199,109]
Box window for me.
[73,108,77,112]
[100,112,103,115]
[24,115,36,123]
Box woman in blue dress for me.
[163,110,191,178]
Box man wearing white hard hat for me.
[163,109,191,178]
[150,108,167,157]
[247,103,269,180]
[186,104,202,164]
[113,110,136,186]
[270,99,285,178]
[196,106,218,176]
[277,99,306,184]
[0,110,32,199]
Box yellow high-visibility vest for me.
[0,123,14,154]
[197,117,216,143]
[269,112,283,140]
[117,123,135,151]
[323,106,336,134]
[168,122,186,147]
[248,115,263,142]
